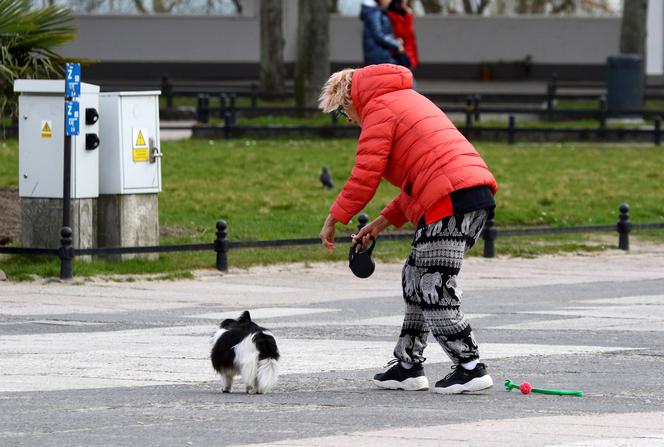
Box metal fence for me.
[2,203,662,280]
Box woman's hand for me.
[352,215,390,248]
[320,214,338,253]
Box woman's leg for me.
[393,256,430,365]
[372,243,430,391]
[413,209,488,364]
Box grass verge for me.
[1,138,663,280]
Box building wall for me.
[59,10,662,81]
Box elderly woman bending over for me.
[318,64,497,394]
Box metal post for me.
[465,96,474,129]
[219,94,226,119]
[197,94,209,123]
[358,213,369,231]
[598,95,607,131]
[215,220,228,272]
[654,115,661,146]
[546,73,557,118]
[60,133,73,279]
[617,203,631,251]
[250,83,258,108]
[473,94,481,122]
[229,93,237,125]
[161,76,173,109]
[223,111,232,139]
[482,216,497,258]
[508,115,516,144]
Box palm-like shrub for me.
[0,0,77,121]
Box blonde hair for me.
[318,68,355,113]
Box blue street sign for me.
[65,100,80,136]
[65,63,81,98]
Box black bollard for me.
[617,203,631,251]
[508,115,516,144]
[482,216,497,258]
[59,226,74,279]
[215,220,229,272]
[465,96,474,129]
[654,116,661,146]
[358,213,369,231]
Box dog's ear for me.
[237,310,251,324]
[220,318,237,329]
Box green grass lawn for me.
[1,138,663,280]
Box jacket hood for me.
[351,64,414,118]
[359,3,376,20]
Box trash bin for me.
[607,54,643,114]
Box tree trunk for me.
[420,0,443,14]
[620,0,648,96]
[295,0,329,111]
[620,0,648,57]
[328,0,338,13]
[259,0,286,99]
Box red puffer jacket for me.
[387,10,419,69]
[329,64,497,228]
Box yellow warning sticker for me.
[132,128,149,162]
[135,130,146,147]
[41,120,53,138]
[133,148,149,162]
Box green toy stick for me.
[504,379,584,397]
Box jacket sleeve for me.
[367,10,401,50]
[381,193,409,228]
[330,101,395,225]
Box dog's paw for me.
[246,386,257,395]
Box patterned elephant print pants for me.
[393,209,490,365]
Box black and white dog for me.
[210,311,280,394]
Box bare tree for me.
[420,0,443,14]
[259,0,286,99]
[295,0,329,110]
[461,0,490,14]
[231,0,243,14]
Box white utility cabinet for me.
[98,91,162,194]
[14,80,100,199]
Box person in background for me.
[387,0,419,70]
[360,0,404,66]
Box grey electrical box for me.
[14,80,100,199]
[98,91,162,194]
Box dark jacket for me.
[360,4,401,66]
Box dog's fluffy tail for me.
[256,358,279,393]
[255,332,279,393]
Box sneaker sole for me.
[433,375,493,394]
[373,376,430,391]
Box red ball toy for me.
[520,382,533,394]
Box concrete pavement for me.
[1,248,663,446]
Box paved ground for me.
[1,249,664,446]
